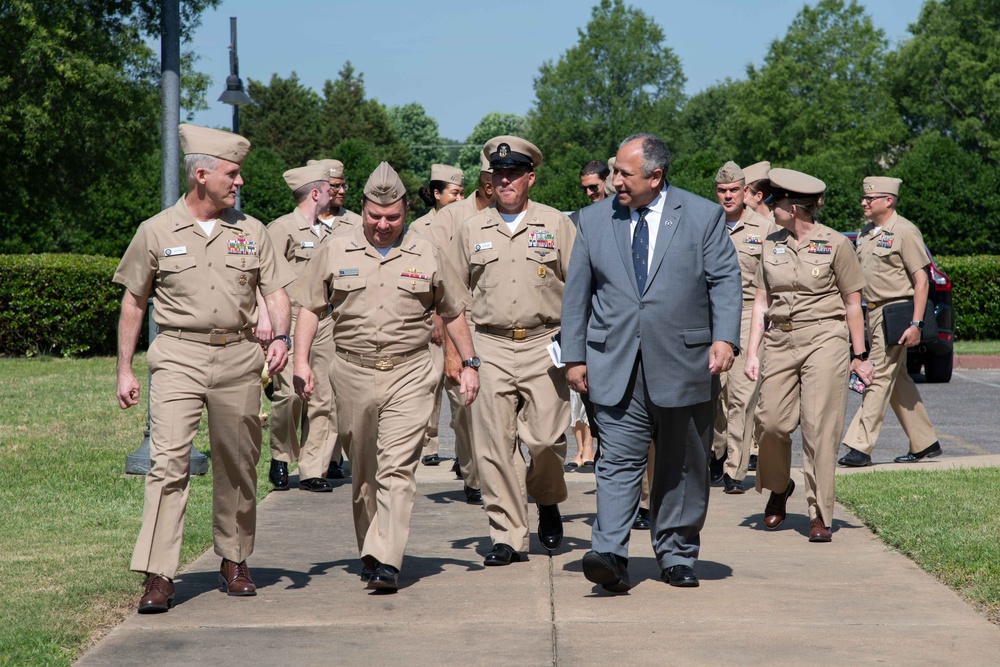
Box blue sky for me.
[188,0,925,141]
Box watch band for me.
[273,335,292,349]
[851,350,869,362]
[910,320,924,329]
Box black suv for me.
[843,231,954,382]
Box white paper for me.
[547,340,564,368]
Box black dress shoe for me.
[747,454,758,472]
[269,460,289,490]
[582,550,631,593]
[300,477,333,492]
[838,446,872,467]
[537,503,563,551]
[632,507,651,531]
[484,543,523,566]
[464,485,482,504]
[723,473,745,494]
[451,458,461,479]
[325,459,346,479]
[421,454,443,466]
[894,441,942,463]
[709,454,726,483]
[662,564,699,587]
[367,563,399,592]
[360,566,374,582]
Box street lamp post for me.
[218,16,252,210]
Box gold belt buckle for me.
[866,302,877,311]
[512,327,526,340]
[209,329,228,345]
[374,356,394,371]
[777,322,793,332]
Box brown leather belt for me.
[157,328,253,346]
[336,347,427,371]
[475,323,556,340]
[771,319,837,332]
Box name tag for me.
[164,246,187,256]
[300,241,315,249]
[773,247,786,254]
[339,268,360,276]
[474,242,493,252]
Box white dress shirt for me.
[629,188,666,268]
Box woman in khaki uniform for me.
[743,169,874,542]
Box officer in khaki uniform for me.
[114,124,294,612]
[449,136,575,566]
[839,177,941,466]
[744,168,872,542]
[291,162,480,592]
[742,161,774,221]
[265,163,339,492]
[710,161,777,493]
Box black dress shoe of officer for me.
[747,454,758,472]
[709,454,726,483]
[632,507,651,531]
[582,551,631,593]
[662,564,699,587]
[537,503,563,551]
[838,446,872,467]
[367,563,399,592]
[451,458,462,479]
[464,485,482,504]
[484,543,523,566]
[894,441,943,463]
[300,477,333,492]
[325,459,346,479]
[421,454,443,466]
[360,566,374,582]
[269,460,289,490]
[723,473,745,494]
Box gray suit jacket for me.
[561,185,742,408]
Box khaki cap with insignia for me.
[743,161,771,184]
[283,164,333,192]
[178,123,250,165]
[479,150,493,174]
[363,162,407,205]
[715,161,744,184]
[863,176,901,196]
[485,135,543,170]
[430,164,464,185]
[766,168,826,203]
[307,159,345,179]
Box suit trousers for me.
[332,351,436,570]
[593,355,714,569]
[842,304,937,455]
[470,330,569,552]
[270,314,337,479]
[132,334,264,579]
[754,320,849,526]
[712,305,760,480]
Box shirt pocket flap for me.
[225,255,260,270]
[802,253,833,266]
[293,247,314,260]
[764,254,788,266]
[397,277,431,293]
[333,277,366,292]
[158,255,197,273]
[470,249,500,265]
[587,326,608,344]
[683,327,712,345]
[739,244,762,256]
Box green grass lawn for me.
[955,340,1000,355]
[0,355,275,666]
[837,468,1000,626]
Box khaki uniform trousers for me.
[270,314,337,479]
[471,330,569,552]
[754,320,849,527]
[332,351,437,570]
[842,304,937,455]
[422,344,480,487]
[132,334,264,579]
[639,443,655,509]
[712,305,760,480]
[423,343,444,457]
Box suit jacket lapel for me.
[612,198,640,297]
[645,185,682,291]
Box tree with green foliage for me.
[240,146,295,224]
[388,102,448,179]
[241,73,324,168]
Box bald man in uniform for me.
[450,136,575,566]
[114,124,294,613]
[292,162,480,592]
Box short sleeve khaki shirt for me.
[855,212,929,303]
[113,197,294,331]
[728,209,778,300]
[267,208,332,310]
[429,195,482,252]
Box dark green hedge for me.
[0,254,126,357]
[936,255,1000,341]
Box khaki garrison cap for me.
[283,164,333,192]
[479,150,493,174]
[715,161,744,184]
[863,176,901,196]
[743,161,771,184]
[178,124,250,164]
[485,135,543,169]
[307,159,345,179]
[605,157,617,197]
[766,168,826,203]
[363,162,407,205]
[430,164,464,185]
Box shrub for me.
[936,255,1000,341]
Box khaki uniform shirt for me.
[449,201,576,329]
[729,209,778,301]
[291,225,472,356]
[855,212,929,303]
[429,195,485,252]
[267,208,331,311]
[408,210,435,239]
[753,222,865,323]
[319,206,362,237]
[113,197,293,331]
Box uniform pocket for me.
[396,278,433,319]
[224,255,259,295]
[331,276,366,312]
[156,255,198,296]
[469,249,500,288]
[526,248,559,284]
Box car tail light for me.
[928,263,951,289]
[938,331,952,342]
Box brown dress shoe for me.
[763,479,795,530]
[219,559,257,596]
[809,517,832,542]
[138,574,174,614]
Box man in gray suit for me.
[562,133,741,592]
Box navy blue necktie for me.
[632,207,650,293]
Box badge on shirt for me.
[537,266,547,278]
[164,246,187,256]
[339,268,360,277]
[528,230,555,249]
[773,247,786,254]
[876,236,894,249]
[474,242,493,252]
[228,237,257,255]
[300,241,315,249]
[534,250,551,258]
[743,235,762,245]
[401,269,429,280]
[238,274,248,285]
[807,240,831,254]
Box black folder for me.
[882,299,938,347]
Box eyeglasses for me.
[580,184,601,194]
[330,182,349,192]
[861,195,887,205]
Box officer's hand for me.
[430,313,445,346]
[852,359,876,386]
[459,367,480,406]
[444,345,462,386]
[709,341,735,375]
[266,339,289,376]
[566,363,588,393]
[898,325,921,348]
[744,356,760,382]
[293,364,315,401]
[116,372,140,410]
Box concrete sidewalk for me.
[78,457,1000,666]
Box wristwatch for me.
[273,335,292,352]
[851,350,869,362]
[729,342,740,357]
[461,356,481,370]
[910,320,924,329]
